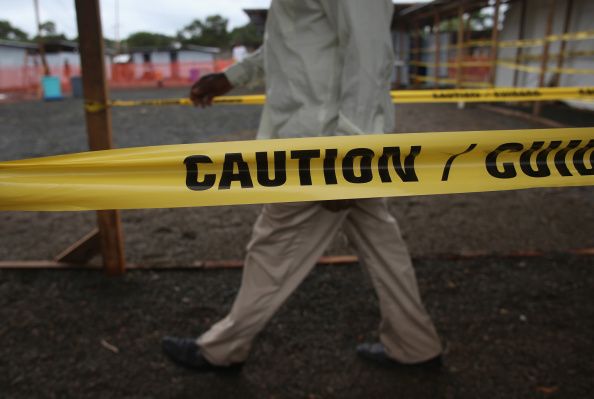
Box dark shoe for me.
[356,342,442,370]
[161,336,244,373]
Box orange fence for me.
[110,60,234,89]
[0,59,235,98]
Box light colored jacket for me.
[224,0,395,139]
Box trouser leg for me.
[344,198,442,363]
[197,202,347,365]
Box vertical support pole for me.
[456,6,465,88]
[397,23,405,87]
[533,0,557,116]
[434,13,441,89]
[75,0,126,275]
[551,0,573,87]
[489,0,501,87]
[512,0,527,87]
[33,0,50,76]
[413,21,421,88]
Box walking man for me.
[163,0,443,372]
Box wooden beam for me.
[533,0,557,116]
[434,13,441,89]
[55,228,100,263]
[397,23,404,87]
[456,6,465,88]
[512,0,528,87]
[413,21,421,88]
[489,0,501,87]
[4,249,594,270]
[550,0,574,87]
[75,0,126,275]
[33,0,50,76]
[0,261,102,269]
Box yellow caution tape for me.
[0,128,592,211]
[409,75,493,88]
[89,87,594,110]
[500,50,594,63]
[85,95,266,112]
[393,87,594,102]
[497,61,594,75]
[410,29,594,53]
[409,60,493,67]
[410,59,594,76]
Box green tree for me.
[230,23,263,48]
[33,20,68,41]
[39,21,56,36]
[124,31,174,48]
[177,15,230,48]
[0,20,29,41]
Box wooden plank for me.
[33,0,50,76]
[489,0,501,87]
[0,261,101,269]
[434,13,441,89]
[55,228,100,263]
[396,23,405,87]
[3,250,594,270]
[533,0,557,116]
[550,0,574,87]
[512,0,528,87]
[456,5,465,88]
[74,0,126,275]
[413,21,421,88]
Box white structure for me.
[495,0,594,109]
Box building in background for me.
[0,39,113,96]
[111,44,220,88]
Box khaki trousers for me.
[197,198,442,365]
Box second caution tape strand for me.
[85,87,594,112]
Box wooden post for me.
[75,0,126,275]
[434,13,441,89]
[33,0,50,76]
[397,23,405,87]
[489,0,501,87]
[413,21,421,88]
[512,0,527,87]
[533,0,557,116]
[551,0,574,87]
[456,6,465,88]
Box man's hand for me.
[190,73,233,108]
[319,199,355,212]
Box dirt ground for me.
[1,256,592,398]
[0,88,593,398]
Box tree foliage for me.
[124,32,174,48]
[177,15,231,47]
[33,20,68,42]
[0,19,29,41]
[230,24,263,48]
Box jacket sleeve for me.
[322,0,395,133]
[223,46,265,87]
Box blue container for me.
[70,76,83,98]
[42,76,63,101]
